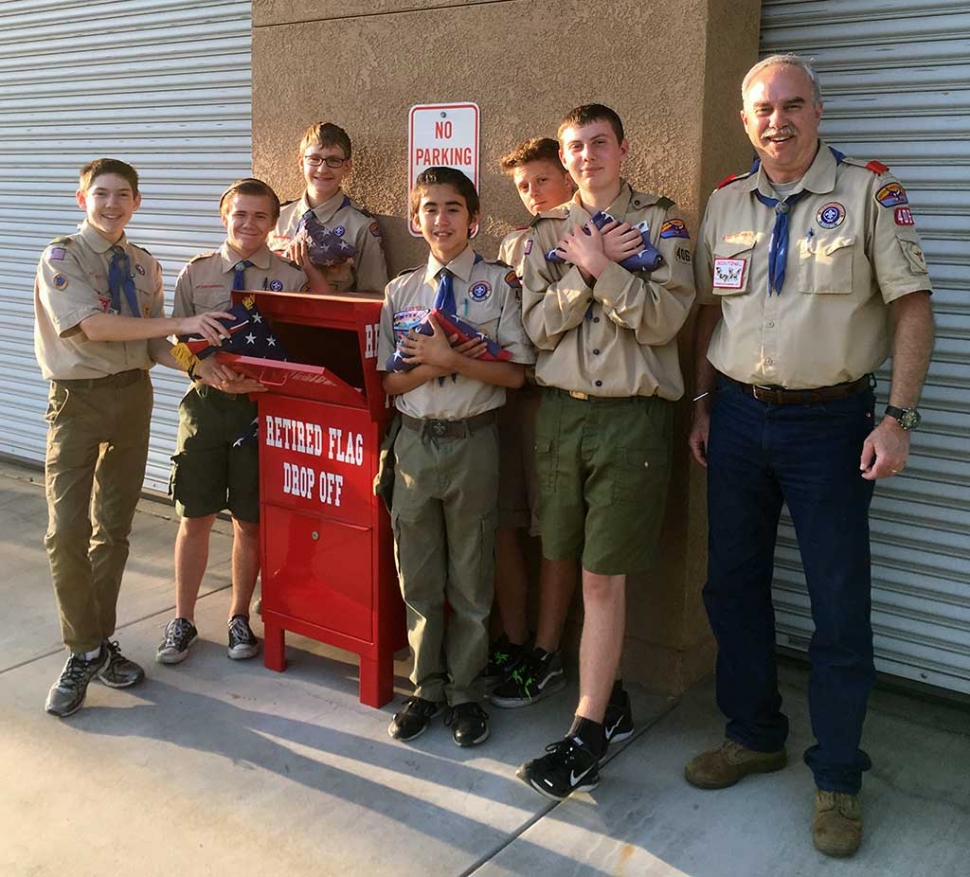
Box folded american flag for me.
[304,214,358,268]
[546,210,663,272]
[385,307,511,373]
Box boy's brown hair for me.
[298,122,353,160]
[409,167,480,220]
[79,158,140,196]
[218,178,281,223]
[499,137,564,174]
[557,104,625,146]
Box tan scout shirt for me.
[34,221,164,380]
[498,227,531,276]
[696,142,933,389]
[172,243,308,318]
[521,183,695,400]
[272,190,389,294]
[377,245,535,421]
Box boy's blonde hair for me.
[298,122,352,160]
[218,178,281,223]
[79,158,139,196]
[499,138,564,174]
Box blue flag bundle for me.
[546,211,663,272]
[304,214,358,268]
[385,307,511,373]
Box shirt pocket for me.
[710,241,756,296]
[797,234,855,294]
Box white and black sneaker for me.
[517,734,601,800]
[604,689,635,744]
[490,647,565,708]
[156,617,198,664]
[227,614,260,660]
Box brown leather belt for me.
[727,375,871,406]
[401,409,496,439]
[54,369,145,391]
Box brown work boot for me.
[812,790,863,857]
[684,739,787,789]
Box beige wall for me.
[253,0,762,695]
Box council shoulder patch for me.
[659,218,690,240]
[876,182,908,208]
[368,221,381,237]
[504,269,521,289]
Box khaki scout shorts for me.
[171,384,259,522]
[535,388,673,575]
[497,384,541,533]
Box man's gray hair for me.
[742,53,822,106]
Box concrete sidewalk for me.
[1,462,968,876]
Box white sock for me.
[82,647,101,661]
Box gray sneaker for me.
[227,614,259,660]
[97,640,145,688]
[156,617,198,665]
[45,646,109,717]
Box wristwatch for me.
[884,405,922,430]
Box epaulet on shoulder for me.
[716,170,752,190]
[654,195,674,212]
[130,242,153,257]
[48,235,72,246]
[395,266,420,279]
[284,258,301,270]
[357,205,376,218]
[842,156,891,175]
[187,250,218,264]
[535,205,569,224]
[280,198,298,207]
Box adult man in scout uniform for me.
[687,54,935,857]
[516,104,695,799]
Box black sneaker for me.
[388,696,445,741]
[227,614,260,660]
[490,647,565,708]
[97,640,145,688]
[604,689,635,744]
[45,646,109,718]
[446,702,490,747]
[481,634,529,688]
[517,735,601,800]
[156,617,198,664]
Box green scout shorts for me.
[535,388,673,575]
[170,384,259,522]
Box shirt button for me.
[593,348,601,355]
[595,380,603,387]
[593,317,600,323]
[765,358,773,365]
[766,321,774,328]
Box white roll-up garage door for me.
[759,1,970,693]
[0,0,252,492]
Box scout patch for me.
[894,207,915,226]
[504,269,521,289]
[333,225,345,237]
[469,281,491,302]
[135,263,146,275]
[524,239,533,255]
[659,218,690,239]
[876,182,908,208]
[369,221,381,238]
[48,247,66,261]
[712,258,745,289]
[270,279,284,291]
[816,202,846,229]
[52,274,68,290]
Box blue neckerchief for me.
[108,247,141,317]
[232,259,254,291]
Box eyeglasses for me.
[303,155,349,168]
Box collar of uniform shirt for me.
[79,220,126,254]
[565,179,636,224]
[220,242,272,274]
[425,244,477,287]
[743,139,839,200]
[301,189,349,224]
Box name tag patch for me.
[713,258,746,289]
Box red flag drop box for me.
[221,289,405,707]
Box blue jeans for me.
[704,376,876,793]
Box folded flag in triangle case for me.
[385,307,511,373]
[546,210,663,272]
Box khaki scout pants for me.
[390,416,499,706]
[44,370,152,653]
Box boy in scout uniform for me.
[485,138,578,706]
[687,55,934,857]
[378,167,534,747]
[156,178,312,666]
[34,158,233,717]
[516,105,695,799]
[272,121,389,294]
